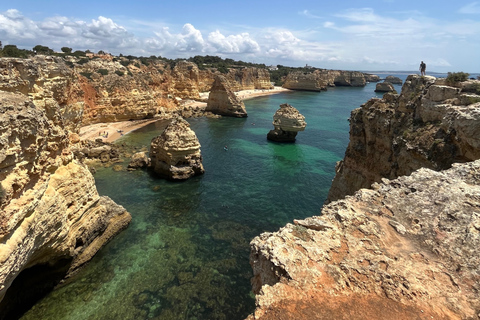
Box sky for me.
[1,0,479,72]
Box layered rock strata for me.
[0,92,131,315]
[150,117,204,180]
[328,75,480,202]
[1,56,273,127]
[248,160,480,319]
[206,75,248,117]
[282,70,367,91]
[267,103,306,142]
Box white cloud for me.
[0,8,478,71]
[459,2,480,14]
[298,10,322,19]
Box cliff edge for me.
[0,91,131,318]
[328,75,480,202]
[249,160,480,319]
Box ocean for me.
[21,77,407,319]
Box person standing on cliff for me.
[420,61,426,76]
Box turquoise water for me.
[21,81,401,320]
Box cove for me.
[21,82,401,320]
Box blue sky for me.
[1,0,480,72]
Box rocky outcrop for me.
[267,103,306,142]
[385,75,403,84]
[149,117,204,180]
[128,151,150,169]
[282,70,367,91]
[248,160,480,320]
[0,92,131,315]
[374,82,395,92]
[0,56,85,132]
[327,75,480,202]
[206,75,247,117]
[364,74,380,82]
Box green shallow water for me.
[21,83,398,320]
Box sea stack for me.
[205,75,247,117]
[150,117,204,180]
[267,103,306,142]
[375,81,395,92]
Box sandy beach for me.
[79,86,290,143]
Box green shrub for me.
[115,70,124,76]
[78,58,89,65]
[65,60,74,68]
[80,72,93,80]
[97,69,109,76]
[0,184,5,202]
[0,45,31,58]
[446,72,470,84]
[120,60,130,67]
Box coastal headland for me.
[1,48,480,319]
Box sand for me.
[79,86,291,143]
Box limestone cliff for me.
[225,67,273,91]
[206,75,248,117]
[150,117,204,180]
[282,70,367,91]
[267,103,306,142]
[0,92,131,315]
[249,160,480,319]
[1,55,272,126]
[328,75,480,202]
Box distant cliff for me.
[327,75,480,202]
[282,70,367,91]
[0,55,272,126]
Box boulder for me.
[127,151,150,169]
[267,103,306,142]
[206,75,247,117]
[149,117,204,180]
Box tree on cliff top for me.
[33,45,54,55]
[61,47,72,54]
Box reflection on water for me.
[21,83,394,320]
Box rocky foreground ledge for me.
[248,160,480,319]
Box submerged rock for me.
[149,117,204,180]
[206,75,247,117]
[267,103,306,142]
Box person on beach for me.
[419,61,426,76]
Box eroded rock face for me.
[206,75,247,117]
[282,70,367,91]
[0,92,131,312]
[150,117,204,180]
[364,74,380,82]
[375,81,395,92]
[328,75,480,202]
[267,103,306,142]
[249,160,480,320]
